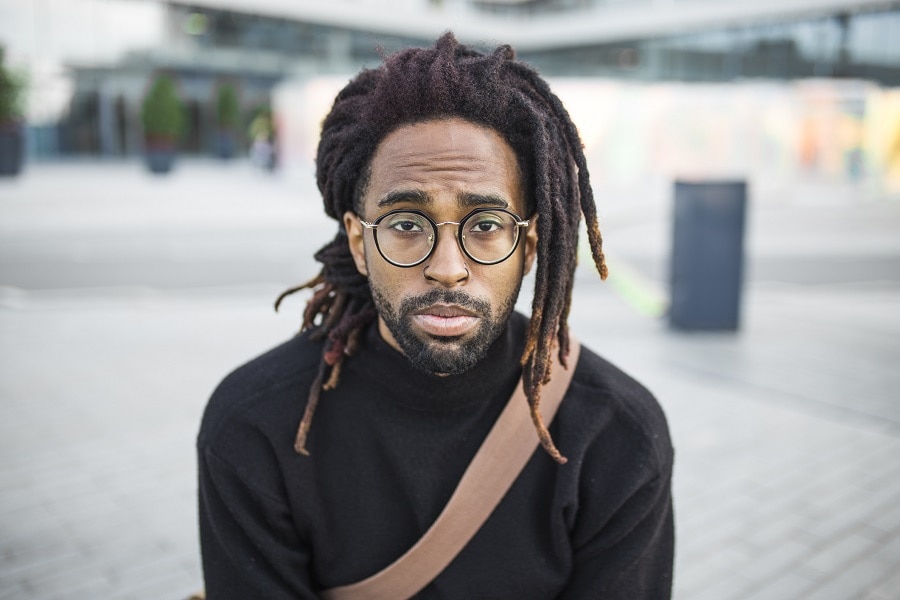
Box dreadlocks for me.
[276,32,608,464]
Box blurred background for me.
[1,0,899,599]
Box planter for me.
[214,130,237,159]
[144,147,176,175]
[140,74,183,174]
[0,125,24,177]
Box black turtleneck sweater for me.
[198,312,674,599]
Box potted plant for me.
[141,73,183,174]
[213,82,240,159]
[0,47,25,177]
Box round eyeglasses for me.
[358,208,531,268]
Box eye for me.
[391,220,423,232]
[383,212,428,233]
[468,215,504,234]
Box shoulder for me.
[559,343,673,479]
[198,330,325,452]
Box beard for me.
[370,284,521,375]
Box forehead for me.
[363,118,525,215]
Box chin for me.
[403,331,487,375]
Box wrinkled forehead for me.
[361,118,527,217]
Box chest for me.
[288,390,575,597]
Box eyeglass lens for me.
[374,210,521,266]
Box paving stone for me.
[805,552,896,600]
[677,572,752,600]
[867,501,900,537]
[23,566,115,600]
[739,508,817,551]
[803,532,879,577]
[2,544,96,589]
[862,565,900,600]
[0,582,28,600]
[674,542,750,595]
[739,538,812,583]
[740,567,819,600]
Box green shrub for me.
[141,74,183,139]
[215,83,240,130]
[0,47,25,124]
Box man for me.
[198,33,673,599]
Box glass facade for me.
[521,9,900,85]
[165,3,900,84]
[46,1,900,158]
[170,5,429,64]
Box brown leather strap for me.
[322,339,580,600]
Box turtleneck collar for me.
[344,311,529,413]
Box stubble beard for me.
[370,284,521,376]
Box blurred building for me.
[8,0,899,159]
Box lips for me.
[411,304,480,337]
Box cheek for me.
[478,255,526,304]
[365,259,412,305]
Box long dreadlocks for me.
[275,32,608,464]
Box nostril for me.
[423,263,470,284]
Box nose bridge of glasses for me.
[430,219,465,252]
[433,219,463,236]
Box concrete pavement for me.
[1,160,899,599]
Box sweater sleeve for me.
[557,472,674,599]
[556,354,675,599]
[198,447,319,599]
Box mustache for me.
[398,289,492,317]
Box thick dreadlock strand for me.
[529,385,567,464]
[283,32,607,462]
[294,358,329,455]
[556,266,576,369]
[274,273,323,316]
[555,157,581,366]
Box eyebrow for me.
[377,190,429,208]
[459,193,509,209]
[376,190,509,209]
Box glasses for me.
[358,208,530,268]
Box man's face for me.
[343,118,538,375]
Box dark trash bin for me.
[669,180,747,331]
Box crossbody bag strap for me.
[322,338,581,600]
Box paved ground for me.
[1,161,899,599]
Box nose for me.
[423,224,469,286]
